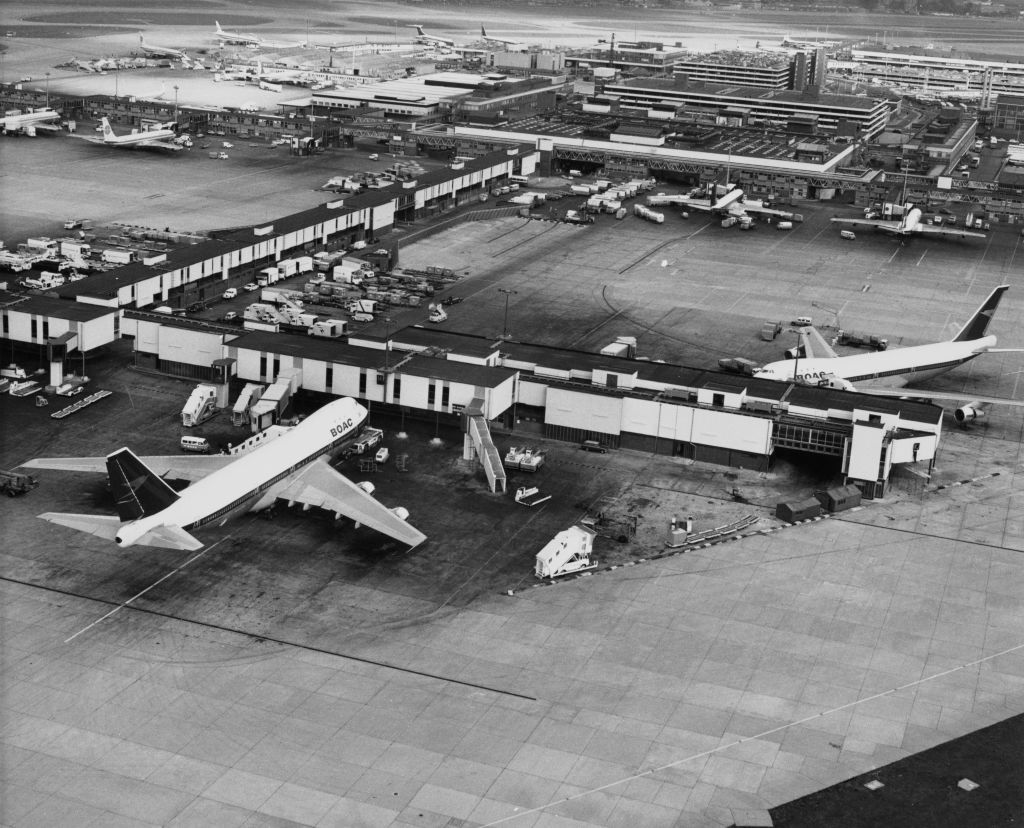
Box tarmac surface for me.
[2,5,1024,824]
[2,182,1023,826]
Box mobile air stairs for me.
[462,398,506,493]
[181,384,219,427]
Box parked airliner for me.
[412,25,456,47]
[22,398,426,550]
[830,205,986,240]
[214,20,261,46]
[80,117,182,151]
[480,26,523,47]
[138,34,186,60]
[649,183,797,221]
[754,285,1023,421]
[0,108,61,136]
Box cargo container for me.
[59,240,91,259]
[101,248,135,264]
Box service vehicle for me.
[0,469,38,497]
[180,435,212,453]
[222,287,238,299]
[243,282,259,292]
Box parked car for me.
[368,153,379,161]
[222,288,238,299]
[243,282,259,292]
[222,311,237,322]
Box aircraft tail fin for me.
[100,117,116,141]
[105,448,180,521]
[482,26,487,37]
[215,20,223,33]
[951,285,1009,342]
[415,25,426,36]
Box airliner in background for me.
[214,20,261,46]
[754,285,1023,422]
[0,108,61,136]
[830,204,987,240]
[412,25,456,47]
[137,33,187,60]
[480,26,523,47]
[80,117,182,151]
[22,398,426,551]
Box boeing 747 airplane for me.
[754,285,1023,421]
[22,397,426,550]
[830,204,986,240]
[649,183,798,222]
[0,108,61,136]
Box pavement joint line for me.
[480,637,1024,826]
[63,538,227,643]
[3,575,537,702]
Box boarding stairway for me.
[463,398,506,494]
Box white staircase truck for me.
[534,525,598,579]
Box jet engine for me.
[954,402,986,424]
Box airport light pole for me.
[173,84,179,123]
[44,72,50,107]
[499,288,517,339]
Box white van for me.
[180,435,211,453]
[222,287,238,299]
[793,316,813,327]
[840,230,856,240]
[776,221,794,230]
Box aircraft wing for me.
[138,139,184,151]
[675,197,714,213]
[797,326,839,360]
[22,454,235,482]
[830,217,901,231]
[859,387,1024,408]
[915,224,987,240]
[271,456,426,548]
[739,204,795,219]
